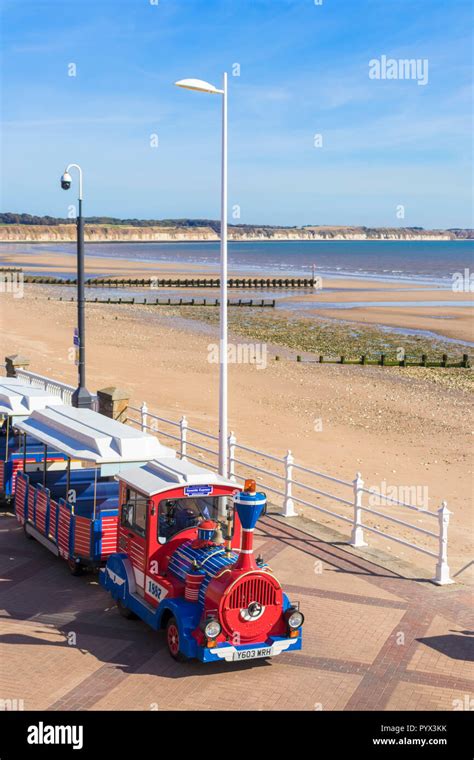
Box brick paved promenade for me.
[0,512,472,711]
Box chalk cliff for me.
[0,223,465,243]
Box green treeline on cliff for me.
[0,212,222,230]
[0,213,471,238]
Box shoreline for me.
[2,249,472,343]
[0,246,469,286]
[1,237,469,244]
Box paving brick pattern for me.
[0,513,472,711]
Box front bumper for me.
[198,634,302,663]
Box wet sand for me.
[306,306,473,343]
[1,249,473,342]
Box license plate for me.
[232,646,272,661]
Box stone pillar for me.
[5,354,30,378]
[97,387,130,422]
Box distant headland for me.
[0,213,472,242]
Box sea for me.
[1,239,473,287]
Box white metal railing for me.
[127,402,453,585]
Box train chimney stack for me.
[233,480,266,571]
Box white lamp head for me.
[175,78,224,95]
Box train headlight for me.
[203,619,222,639]
[248,602,263,618]
[286,609,304,629]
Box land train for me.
[12,404,175,574]
[11,403,304,663]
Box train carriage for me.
[0,379,66,504]
[100,460,304,664]
[13,405,175,574]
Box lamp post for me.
[60,163,94,409]
[175,75,229,478]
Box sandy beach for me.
[0,250,210,276]
[0,288,472,584]
[2,248,473,343]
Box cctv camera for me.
[60,171,72,190]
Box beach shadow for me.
[0,622,273,680]
[417,632,474,662]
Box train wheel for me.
[67,558,83,576]
[116,599,137,619]
[166,617,188,662]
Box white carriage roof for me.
[14,405,176,464]
[0,380,63,419]
[118,457,237,496]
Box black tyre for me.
[23,523,35,540]
[116,598,138,619]
[67,558,83,576]
[166,616,188,662]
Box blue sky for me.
[1,0,472,227]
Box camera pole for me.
[61,164,94,410]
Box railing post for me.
[282,450,297,517]
[180,415,188,459]
[228,431,237,481]
[350,472,368,547]
[434,501,453,585]
[141,401,148,432]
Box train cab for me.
[112,457,241,609]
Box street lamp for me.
[60,163,94,409]
[175,75,229,478]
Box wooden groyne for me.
[52,296,276,308]
[6,266,317,288]
[274,353,471,369]
[26,275,317,288]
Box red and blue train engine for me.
[100,458,304,663]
